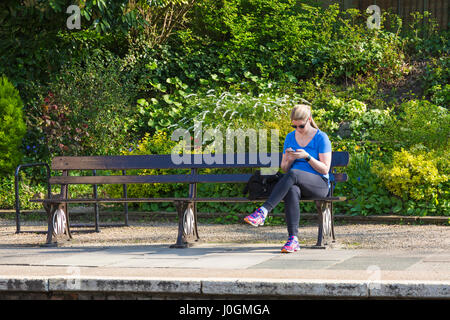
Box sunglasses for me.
[291,119,309,129]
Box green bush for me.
[403,11,449,58]
[373,149,448,215]
[0,76,26,176]
[26,54,139,158]
[422,56,449,107]
[379,100,449,152]
[348,108,392,141]
[335,152,398,216]
[0,174,44,210]
[174,88,296,130]
[186,2,407,83]
[297,92,391,141]
[324,24,406,83]
[427,83,450,107]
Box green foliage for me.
[295,89,392,142]
[134,75,192,133]
[174,88,297,131]
[334,148,398,216]
[27,54,139,158]
[403,11,449,58]
[323,23,406,83]
[186,1,408,83]
[0,1,68,94]
[0,76,26,176]
[422,55,450,107]
[0,174,44,210]
[1,1,449,218]
[379,100,449,152]
[373,149,448,215]
[0,0,145,36]
[0,0,132,108]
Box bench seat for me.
[30,196,347,204]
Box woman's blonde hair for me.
[290,104,319,129]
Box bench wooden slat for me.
[190,197,347,202]
[30,196,346,204]
[30,198,193,203]
[51,152,349,170]
[50,173,347,185]
[51,154,280,170]
[49,174,253,185]
[330,151,350,167]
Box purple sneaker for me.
[244,208,267,227]
[281,236,300,253]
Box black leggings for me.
[262,169,329,237]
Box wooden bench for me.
[15,152,349,248]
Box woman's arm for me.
[308,152,331,175]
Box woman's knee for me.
[287,169,297,178]
[285,169,300,184]
[284,184,300,200]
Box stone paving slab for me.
[254,259,341,270]
[0,244,449,274]
[0,243,449,299]
[328,256,423,270]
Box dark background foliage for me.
[0,0,448,216]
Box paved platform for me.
[0,243,449,299]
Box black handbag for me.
[243,170,283,200]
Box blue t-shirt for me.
[283,129,332,180]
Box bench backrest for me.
[49,152,349,185]
[51,152,349,170]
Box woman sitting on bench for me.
[244,104,332,253]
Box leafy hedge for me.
[0,1,448,216]
[0,76,26,176]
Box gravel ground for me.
[0,219,449,250]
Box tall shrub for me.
[0,76,26,175]
[28,54,139,157]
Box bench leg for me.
[170,201,192,248]
[64,203,73,240]
[43,202,73,247]
[193,203,200,242]
[94,202,100,232]
[43,204,58,247]
[330,202,336,243]
[313,201,333,249]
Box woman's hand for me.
[286,148,309,160]
[292,149,309,159]
[284,148,297,161]
[281,148,295,172]
[282,148,310,172]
